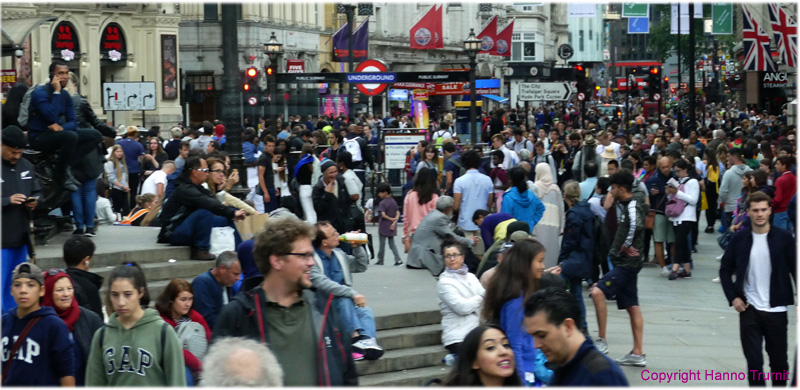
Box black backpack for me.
[592,214,611,263]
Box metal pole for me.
[220,4,247,194]
[676,3,682,137]
[141,75,146,128]
[469,56,477,145]
[270,56,278,136]
[687,2,696,137]
[347,7,355,124]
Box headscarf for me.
[533,163,560,197]
[294,154,317,178]
[213,124,226,138]
[41,271,81,332]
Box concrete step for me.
[376,310,441,331]
[355,345,447,376]
[99,275,201,303]
[359,365,449,387]
[375,324,441,351]
[36,245,191,270]
[91,260,214,283]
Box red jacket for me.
[160,310,211,373]
[773,171,796,213]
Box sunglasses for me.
[46,268,68,276]
[194,168,209,172]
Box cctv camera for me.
[14,49,23,58]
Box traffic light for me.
[574,64,587,95]
[265,64,277,89]
[648,66,660,97]
[662,76,669,91]
[246,66,258,79]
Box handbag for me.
[175,321,208,361]
[717,230,733,251]
[664,182,687,218]
[234,213,270,241]
[645,193,667,230]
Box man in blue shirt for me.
[578,162,599,202]
[311,221,383,360]
[453,150,494,256]
[27,61,102,191]
[524,288,629,386]
[117,126,146,206]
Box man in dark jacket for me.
[213,217,358,386]
[719,191,796,387]
[158,156,246,260]
[557,181,595,334]
[524,288,628,386]
[312,159,351,233]
[1,125,42,313]
[62,235,104,318]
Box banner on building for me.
[628,17,649,34]
[621,4,648,18]
[333,18,369,62]
[671,3,704,34]
[568,4,597,17]
[494,19,514,57]
[477,15,498,54]
[409,5,443,49]
[413,99,429,129]
[711,4,734,35]
[286,59,305,73]
[768,3,797,67]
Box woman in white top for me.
[666,159,700,280]
[437,241,484,357]
[272,147,292,200]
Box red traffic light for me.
[246,67,258,78]
[243,83,251,91]
[650,67,659,75]
[664,76,669,82]
[266,67,275,76]
[574,65,584,72]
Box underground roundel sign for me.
[354,59,390,96]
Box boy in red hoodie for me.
[772,156,796,233]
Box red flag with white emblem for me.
[477,15,498,55]
[493,19,514,57]
[410,5,443,49]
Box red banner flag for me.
[493,19,514,57]
[410,5,443,49]
[477,15,498,55]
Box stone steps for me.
[359,365,450,387]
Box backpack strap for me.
[253,291,267,343]
[2,317,41,380]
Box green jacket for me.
[609,195,647,268]
[85,309,186,386]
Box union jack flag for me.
[742,5,777,72]
[768,3,797,68]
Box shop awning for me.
[482,94,509,104]
[2,16,57,49]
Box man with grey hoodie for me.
[717,149,752,227]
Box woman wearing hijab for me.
[531,162,564,269]
[41,269,104,386]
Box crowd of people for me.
[1,59,796,386]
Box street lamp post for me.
[220,3,248,197]
[264,32,284,135]
[463,29,481,145]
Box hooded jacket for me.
[718,164,752,212]
[1,157,42,249]
[500,188,545,233]
[2,306,75,386]
[212,287,359,386]
[85,308,186,386]
[158,175,237,243]
[66,267,104,318]
[558,201,595,280]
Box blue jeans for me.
[773,211,791,233]
[170,209,242,250]
[332,297,376,338]
[70,178,97,229]
[2,246,28,314]
[563,276,588,331]
[262,188,278,213]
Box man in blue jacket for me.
[192,250,241,328]
[524,287,628,386]
[719,191,795,387]
[27,61,101,191]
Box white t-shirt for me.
[140,170,168,197]
[744,232,787,312]
[596,142,621,160]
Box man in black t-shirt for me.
[258,137,277,213]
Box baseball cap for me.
[12,262,44,285]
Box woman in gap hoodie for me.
[85,263,186,386]
[2,262,75,386]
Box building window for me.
[187,73,215,91]
[589,29,593,40]
[579,30,584,51]
[568,32,572,45]
[511,32,537,62]
[203,3,218,20]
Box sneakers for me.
[660,266,671,277]
[616,352,646,367]
[375,261,384,265]
[711,277,721,283]
[594,338,608,354]
[679,270,692,279]
[394,260,404,266]
[352,337,384,360]
[668,271,680,280]
[84,227,97,237]
[73,228,84,235]
[352,352,365,361]
[705,226,715,234]
[715,253,724,260]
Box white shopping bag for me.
[209,226,236,256]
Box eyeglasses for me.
[194,168,209,172]
[46,268,67,276]
[444,253,463,260]
[285,252,315,260]
[210,169,225,174]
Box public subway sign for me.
[762,72,788,88]
[51,21,80,58]
[346,73,396,83]
[100,23,127,61]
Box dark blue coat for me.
[549,339,629,386]
[2,306,75,386]
[559,201,595,279]
[27,85,77,137]
[719,226,796,308]
[191,269,233,328]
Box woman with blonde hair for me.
[121,193,157,226]
[105,144,130,215]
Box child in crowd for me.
[2,263,76,386]
[376,183,402,266]
[95,182,117,225]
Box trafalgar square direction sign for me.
[103,82,157,111]
[518,82,572,101]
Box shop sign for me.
[762,72,788,88]
[51,21,80,59]
[286,59,305,73]
[100,23,127,61]
[412,89,428,100]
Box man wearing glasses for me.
[213,217,359,386]
[157,156,246,260]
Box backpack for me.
[433,130,450,146]
[175,321,208,360]
[665,182,688,218]
[448,157,466,178]
[17,83,47,129]
[592,214,611,262]
[343,137,363,162]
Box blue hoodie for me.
[501,188,545,233]
[2,306,75,386]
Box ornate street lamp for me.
[463,28,481,145]
[263,32,283,133]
